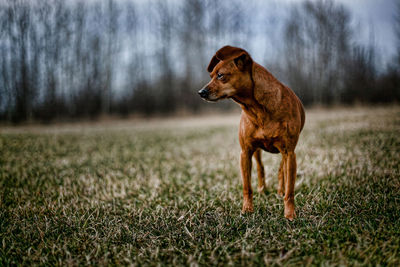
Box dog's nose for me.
[198,88,209,98]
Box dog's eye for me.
[217,73,224,80]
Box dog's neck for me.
[232,91,269,124]
[232,63,285,125]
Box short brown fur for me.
[199,46,305,220]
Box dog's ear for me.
[215,46,245,60]
[216,46,252,72]
[208,46,253,73]
[233,52,253,71]
[207,55,220,73]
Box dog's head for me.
[198,46,253,102]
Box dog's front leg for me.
[284,151,297,220]
[240,149,254,213]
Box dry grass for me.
[1,106,400,266]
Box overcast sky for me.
[337,0,398,64]
[232,0,398,67]
[80,0,400,65]
[284,0,398,65]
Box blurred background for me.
[0,0,399,123]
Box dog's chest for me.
[253,122,284,154]
[254,120,285,139]
[259,139,280,153]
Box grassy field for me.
[1,106,400,266]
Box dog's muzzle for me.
[198,87,210,99]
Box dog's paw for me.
[241,201,254,213]
[284,211,296,221]
[284,205,296,221]
[277,189,284,197]
[257,185,267,194]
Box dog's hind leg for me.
[254,149,266,194]
[277,155,285,197]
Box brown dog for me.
[199,46,305,220]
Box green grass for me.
[1,106,400,266]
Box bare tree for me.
[283,0,352,105]
[178,0,206,111]
[394,1,400,69]
[342,45,376,103]
[155,0,176,113]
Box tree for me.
[282,0,352,105]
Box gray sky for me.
[86,0,400,66]
[237,0,398,67]
[337,0,398,64]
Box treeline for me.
[0,0,399,123]
[277,1,400,105]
